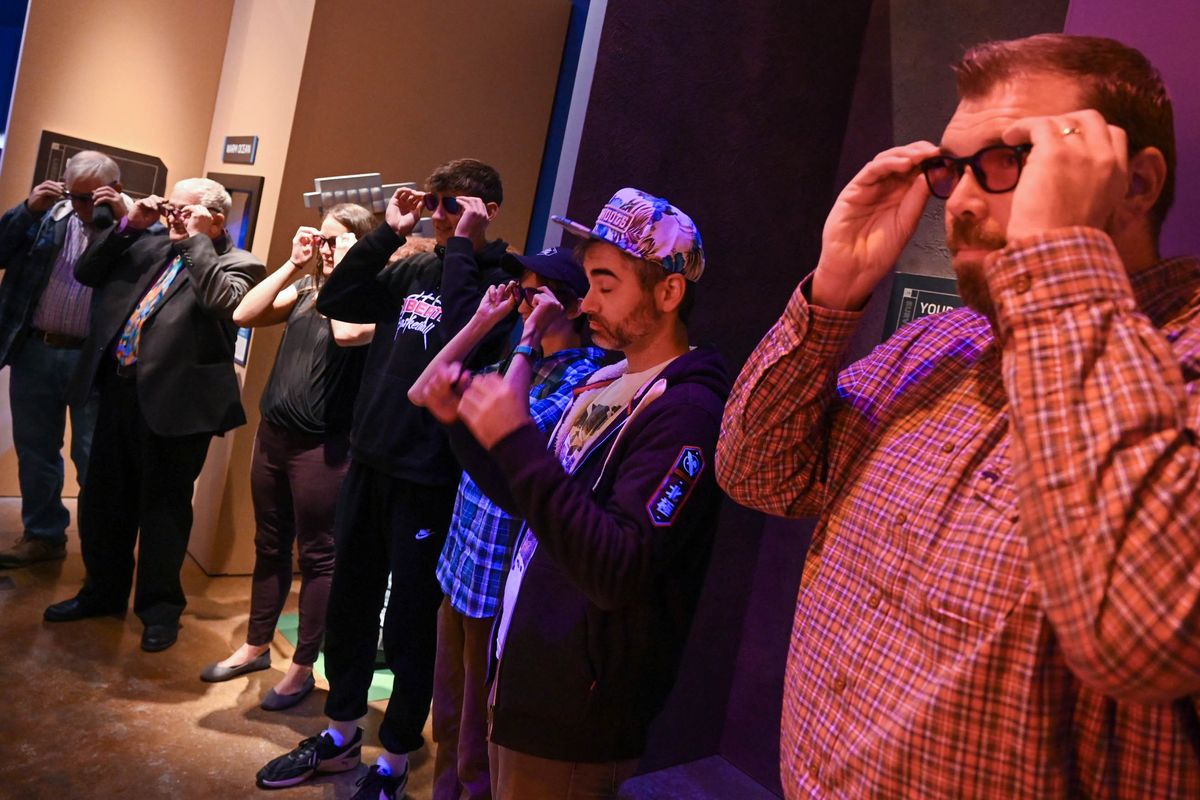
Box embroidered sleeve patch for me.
[646,446,705,527]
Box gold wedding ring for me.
[1061,126,1080,136]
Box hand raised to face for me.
[290,226,322,266]
[26,180,65,214]
[128,195,167,230]
[473,281,519,330]
[523,285,565,337]
[183,205,216,238]
[90,185,128,221]
[812,140,940,311]
[386,187,425,238]
[1001,109,1129,242]
[453,196,491,241]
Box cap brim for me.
[550,214,598,242]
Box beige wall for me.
[0,0,235,498]
[267,0,572,268]
[0,0,235,208]
[198,0,572,575]
[0,0,570,573]
[189,0,316,574]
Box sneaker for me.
[351,763,409,800]
[255,727,362,789]
[0,535,66,568]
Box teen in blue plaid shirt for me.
[410,246,603,800]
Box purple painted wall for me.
[1065,0,1200,258]
[565,2,877,792]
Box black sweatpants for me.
[78,368,212,627]
[323,459,456,754]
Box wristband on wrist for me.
[511,344,542,361]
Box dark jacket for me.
[452,346,730,761]
[70,225,265,436]
[317,225,518,484]
[0,199,75,367]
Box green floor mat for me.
[276,612,394,702]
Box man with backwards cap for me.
[409,246,605,800]
[425,188,730,798]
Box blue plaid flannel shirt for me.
[438,346,606,618]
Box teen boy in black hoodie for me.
[427,188,729,799]
[255,159,518,800]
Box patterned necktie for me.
[114,255,184,366]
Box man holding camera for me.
[0,151,127,568]
[43,177,264,654]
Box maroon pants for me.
[246,419,348,665]
[432,597,495,800]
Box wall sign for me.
[882,272,964,341]
[222,135,258,164]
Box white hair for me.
[63,150,119,186]
[174,177,232,216]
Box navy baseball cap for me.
[505,247,589,298]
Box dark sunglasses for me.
[315,234,338,249]
[160,203,221,223]
[919,144,1032,199]
[422,193,461,215]
[65,181,117,204]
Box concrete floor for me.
[0,499,433,800]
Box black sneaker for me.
[256,728,362,789]
[351,763,409,800]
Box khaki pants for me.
[489,743,637,800]
[432,597,495,800]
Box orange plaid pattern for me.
[717,227,1200,798]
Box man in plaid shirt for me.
[410,246,604,800]
[718,34,1200,797]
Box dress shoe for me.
[200,651,271,682]
[43,594,125,622]
[0,535,66,568]
[261,673,316,711]
[141,622,180,652]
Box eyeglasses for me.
[422,193,461,215]
[65,181,117,204]
[919,144,1032,199]
[316,233,357,250]
[160,203,222,223]
[517,286,540,305]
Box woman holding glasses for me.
[199,203,376,710]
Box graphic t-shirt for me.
[496,356,676,659]
[556,358,676,473]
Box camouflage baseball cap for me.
[551,188,705,282]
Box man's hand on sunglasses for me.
[128,195,168,231]
[26,181,65,214]
[1002,109,1129,242]
[91,186,128,222]
[386,187,425,238]
[812,140,940,312]
[184,203,218,237]
[453,196,490,241]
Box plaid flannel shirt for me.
[717,227,1200,798]
[439,346,606,618]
